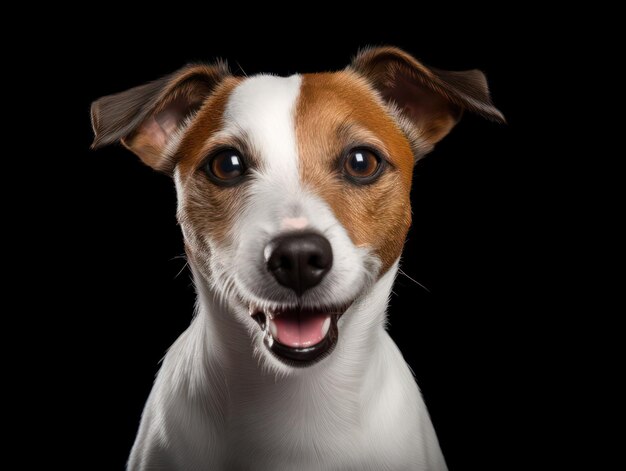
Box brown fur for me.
[174,77,246,249]
[296,72,415,275]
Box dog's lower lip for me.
[250,304,347,365]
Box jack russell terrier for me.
[91,46,503,470]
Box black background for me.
[56,17,537,471]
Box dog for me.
[91,46,503,470]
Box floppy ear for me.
[90,62,229,173]
[350,47,504,149]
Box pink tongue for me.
[271,312,330,348]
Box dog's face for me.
[92,47,503,372]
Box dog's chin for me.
[248,303,351,367]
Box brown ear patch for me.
[350,46,505,149]
[90,62,229,173]
[296,72,415,275]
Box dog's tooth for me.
[268,318,278,339]
[248,304,257,316]
[321,316,331,337]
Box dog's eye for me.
[343,149,383,183]
[205,150,246,184]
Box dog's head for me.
[91,47,503,372]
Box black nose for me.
[266,232,333,296]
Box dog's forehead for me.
[220,71,413,179]
[224,74,301,133]
[223,74,302,182]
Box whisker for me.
[174,261,189,280]
[397,268,431,293]
[235,61,248,77]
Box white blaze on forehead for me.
[223,74,302,189]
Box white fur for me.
[129,75,447,470]
[223,74,301,186]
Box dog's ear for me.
[350,47,504,148]
[90,62,229,173]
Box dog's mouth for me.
[249,304,349,366]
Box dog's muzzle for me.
[249,231,342,365]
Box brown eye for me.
[205,149,246,184]
[343,149,383,183]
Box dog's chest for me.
[210,366,420,469]
[221,374,361,462]
[220,408,411,471]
